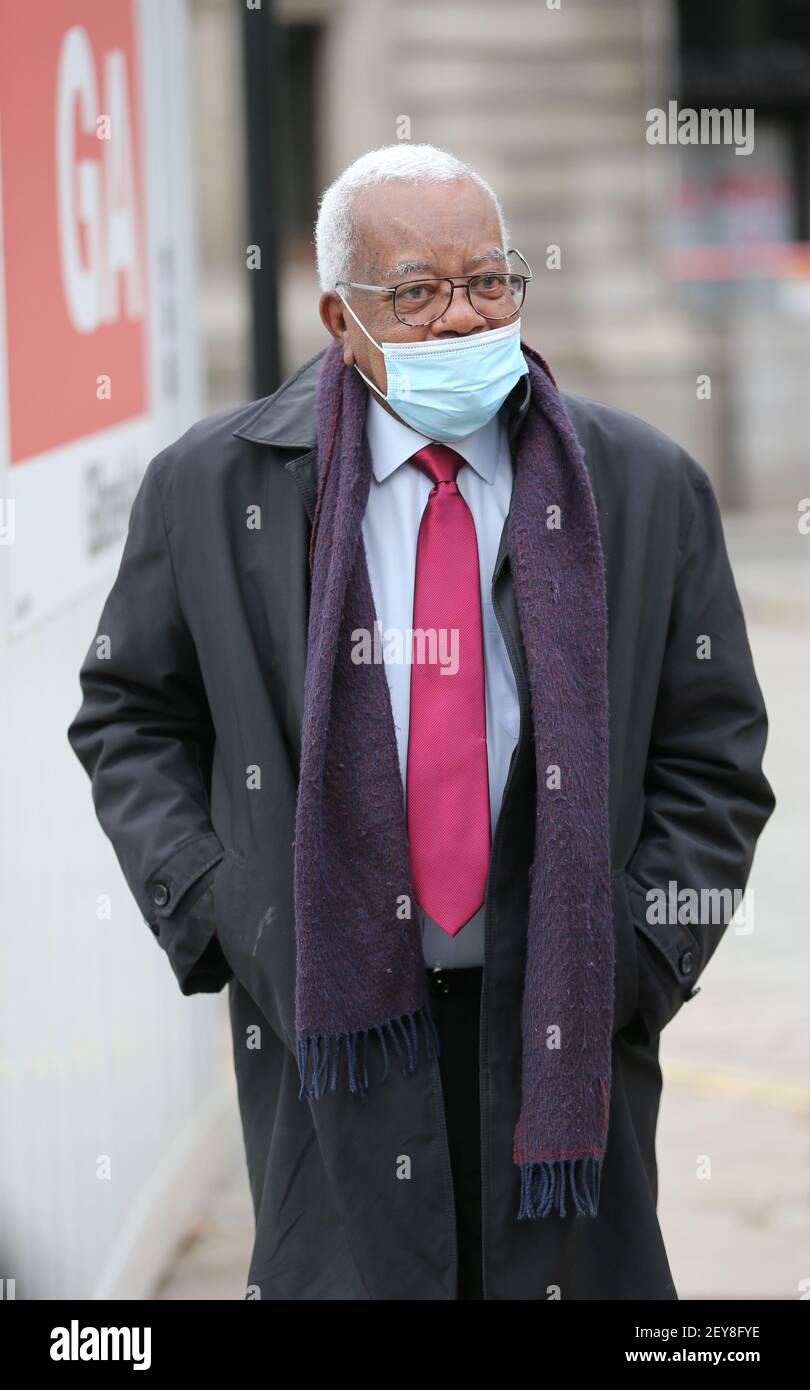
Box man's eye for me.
[399,283,433,302]
[476,274,508,292]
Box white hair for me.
[314,143,511,293]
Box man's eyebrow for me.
[464,248,508,269]
[386,259,437,279]
[385,248,508,280]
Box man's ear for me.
[320,291,346,340]
[319,292,356,366]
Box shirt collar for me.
[365,394,503,485]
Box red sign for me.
[0,0,147,464]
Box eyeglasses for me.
[336,247,532,327]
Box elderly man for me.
[67,143,775,1301]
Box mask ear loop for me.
[337,292,390,402]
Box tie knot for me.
[409,443,465,488]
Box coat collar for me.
[232,348,323,451]
[232,345,533,526]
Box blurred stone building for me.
[191,0,810,509]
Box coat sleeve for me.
[67,451,232,996]
[623,461,776,1043]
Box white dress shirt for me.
[360,395,520,968]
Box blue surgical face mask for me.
[338,294,529,441]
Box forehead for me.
[351,178,503,279]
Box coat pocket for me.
[158,856,234,996]
[210,855,296,1051]
[210,848,248,929]
[152,843,248,997]
[611,869,640,1038]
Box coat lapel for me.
[284,448,319,522]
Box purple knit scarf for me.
[294,336,613,1220]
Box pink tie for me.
[405,444,491,936]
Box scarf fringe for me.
[297,1002,441,1104]
[518,1156,603,1219]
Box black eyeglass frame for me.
[336,247,533,326]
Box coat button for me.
[152,881,170,908]
[430,965,448,994]
[679,950,694,975]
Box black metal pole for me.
[241,0,282,397]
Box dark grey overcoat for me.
[67,347,776,1300]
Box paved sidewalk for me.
[153,1100,253,1300]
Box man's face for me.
[319,178,513,424]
